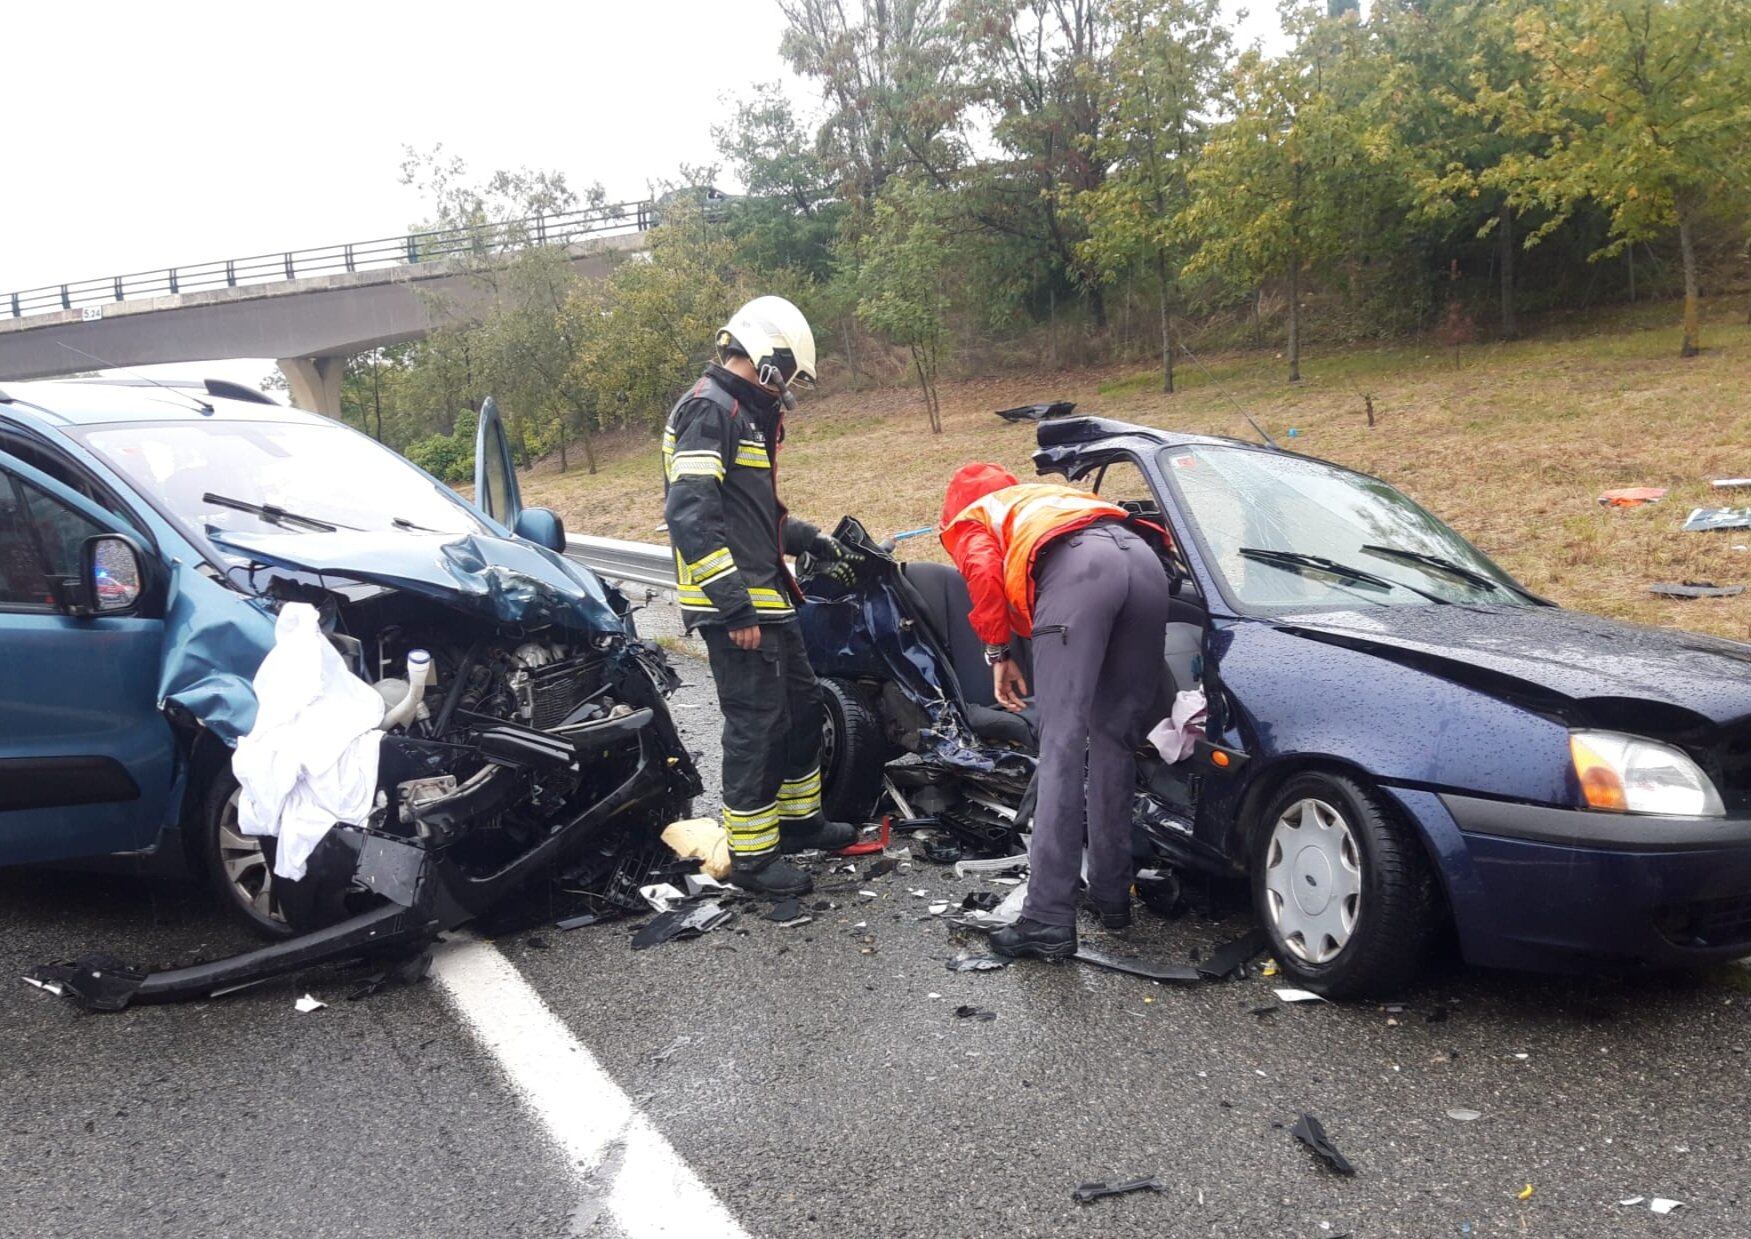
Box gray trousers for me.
[1023,524,1174,927]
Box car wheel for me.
[196,771,294,939]
[1250,771,1436,998]
[820,677,888,824]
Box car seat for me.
[900,561,1038,747]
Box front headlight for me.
[1569,730,1725,817]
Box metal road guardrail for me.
[565,534,677,591]
[5,200,657,320]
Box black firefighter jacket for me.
[662,364,818,631]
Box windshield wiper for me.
[1238,547,1450,605]
[392,516,442,532]
[1360,544,1499,591]
[202,492,356,533]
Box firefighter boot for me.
[727,851,814,897]
[779,815,859,854]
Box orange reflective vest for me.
[940,475,1133,645]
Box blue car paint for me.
[211,529,621,635]
[0,383,611,870]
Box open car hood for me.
[211,529,622,634]
[1280,604,1751,726]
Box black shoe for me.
[1085,899,1132,931]
[726,853,814,896]
[991,917,1077,961]
[779,818,859,854]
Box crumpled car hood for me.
[211,530,622,634]
[1280,603,1751,726]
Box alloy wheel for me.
[1262,797,1362,965]
[217,790,286,927]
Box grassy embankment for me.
[521,299,1751,642]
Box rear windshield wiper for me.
[1360,544,1500,591]
[202,492,355,533]
[1238,547,1450,605]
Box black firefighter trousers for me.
[701,622,828,858]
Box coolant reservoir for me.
[378,649,435,730]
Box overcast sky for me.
[4,0,1285,388]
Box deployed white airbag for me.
[232,603,385,881]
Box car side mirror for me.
[513,506,567,553]
[80,533,147,615]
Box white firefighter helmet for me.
[717,295,817,390]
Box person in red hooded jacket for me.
[940,462,1175,959]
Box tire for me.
[819,677,888,825]
[1250,771,1438,998]
[194,770,294,940]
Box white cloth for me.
[1147,688,1208,764]
[232,603,385,881]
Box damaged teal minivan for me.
[1,378,698,1008]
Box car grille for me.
[1654,893,1751,950]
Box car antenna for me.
[1175,341,1279,449]
[54,341,215,414]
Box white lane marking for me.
[432,936,751,1239]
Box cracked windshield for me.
[1162,445,1529,612]
[78,420,489,556]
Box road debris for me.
[1274,988,1329,1003]
[1446,1108,1481,1122]
[1516,1184,1535,1201]
[639,883,688,913]
[954,1005,997,1021]
[1683,507,1751,532]
[947,952,1011,972]
[1712,479,1751,490]
[631,900,734,950]
[765,898,812,927]
[294,994,327,1013]
[1597,487,1667,508]
[1071,1176,1164,1204]
[661,818,732,881]
[1074,947,1202,983]
[953,855,1029,879]
[1196,927,1269,979]
[1290,1114,1355,1176]
[1650,581,1743,599]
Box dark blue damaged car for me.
[801,411,1751,996]
[0,379,697,1007]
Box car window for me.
[1161,444,1529,613]
[18,477,105,582]
[1088,458,1162,520]
[0,478,53,608]
[74,419,492,563]
[480,436,511,521]
[0,432,145,537]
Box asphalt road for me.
[5,601,1750,1238]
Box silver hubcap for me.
[1263,797,1361,965]
[218,791,285,925]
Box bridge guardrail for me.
[5,200,656,320]
[565,534,677,591]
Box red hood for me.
[940,462,1020,528]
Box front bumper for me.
[1440,792,1751,970]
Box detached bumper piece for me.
[30,696,691,1013]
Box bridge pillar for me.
[277,355,346,417]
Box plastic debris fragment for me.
[294,994,327,1014]
[947,952,1011,973]
[1197,927,1268,979]
[1274,988,1328,1003]
[1290,1115,1355,1176]
[1650,1199,1683,1215]
[631,900,734,950]
[1072,1176,1163,1204]
[1650,581,1743,599]
[1447,1109,1481,1122]
[1516,1184,1535,1201]
[1075,947,1202,983]
[954,1005,997,1021]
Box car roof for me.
[0,378,337,430]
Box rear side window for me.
[0,479,51,607]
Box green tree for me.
[1078,0,1231,391]
[1489,0,1751,356]
[1181,7,1387,381]
[856,183,953,432]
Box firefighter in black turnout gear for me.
[662,296,862,896]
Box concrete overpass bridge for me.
[0,202,655,415]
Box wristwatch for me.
[983,644,1011,666]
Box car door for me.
[473,397,523,530]
[0,449,176,865]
